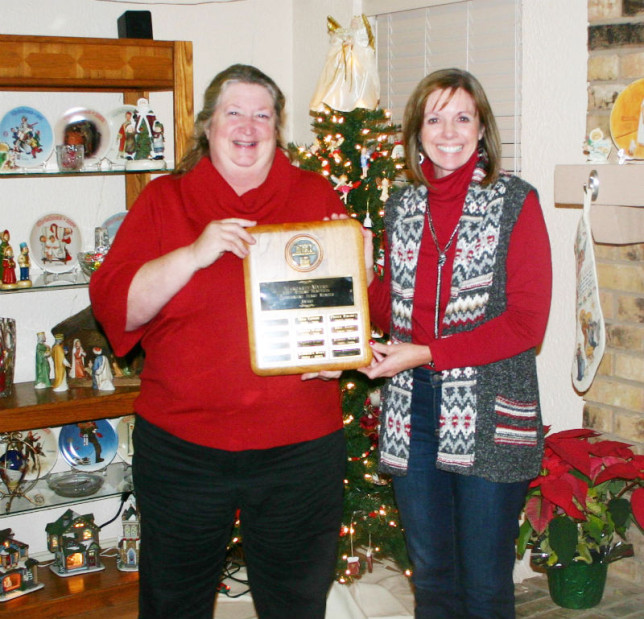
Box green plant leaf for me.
[608,497,631,535]
[548,516,578,566]
[517,518,533,558]
[584,513,609,545]
[575,541,593,564]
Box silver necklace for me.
[426,207,460,339]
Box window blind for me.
[375,0,521,173]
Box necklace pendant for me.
[438,253,447,267]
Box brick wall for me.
[586,0,644,585]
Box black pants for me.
[133,415,346,619]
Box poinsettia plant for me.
[518,428,644,567]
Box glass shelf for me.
[0,461,132,517]
[0,166,172,178]
[0,269,90,293]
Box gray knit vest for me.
[379,168,544,483]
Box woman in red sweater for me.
[90,65,346,619]
[359,69,552,618]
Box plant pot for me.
[547,561,608,609]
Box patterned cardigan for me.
[379,163,544,483]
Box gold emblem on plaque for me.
[285,234,323,272]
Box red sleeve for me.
[367,233,392,334]
[430,191,552,369]
[89,182,163,356]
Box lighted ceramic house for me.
[0,528,43,601]
[117,500,140,572]
[45,509,104,577]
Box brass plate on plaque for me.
[243,218,372,376]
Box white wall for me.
[520,0,588,433]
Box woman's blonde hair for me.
[403,68,501,187]
[173,64,286,175]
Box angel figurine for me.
[309,15,380,112]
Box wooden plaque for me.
[243,219,372,376]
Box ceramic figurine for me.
[51,334,70,393]
[17,242,31,288]
[92,347,115,391]
[45,509,104,577]
[1,245,17,290]
[0,230,10,281]
[152,120,165,160]
[117,497,140,572]
[117,109,136,160]
[584,127,612,162]
[34,332,51,390]
[125,98,166,171]
[0,529,44,600]
[68,338,88,379]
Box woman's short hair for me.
[403,68,501,187]
[174,64,286,175]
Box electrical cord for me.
[98,490,132,529]
[219,559,250,598]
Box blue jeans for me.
[392,368,528,619]
[133,415,346,619]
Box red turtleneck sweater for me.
[90,151,346,450]
[369,152,552,369]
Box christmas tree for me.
[288,105,409,583]
[288,106,403,263]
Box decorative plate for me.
[29,213,81,273]
[116,415,135,465]
[58,419,117,472]
[23,427,58,481]
[54,107,111,164]
[102,211,128,244]
[0,105,54,169]
[106,104,137,165]
[610,77,644,160]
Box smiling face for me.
[420,87,484,179]
[207,81,277,193]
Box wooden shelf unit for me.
[0,32,193,430]
[0,34,194,207]
[0,382,140,433]
[0,557,138,617]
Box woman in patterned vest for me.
[360,69,552,618]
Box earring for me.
[418,151,425,164]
